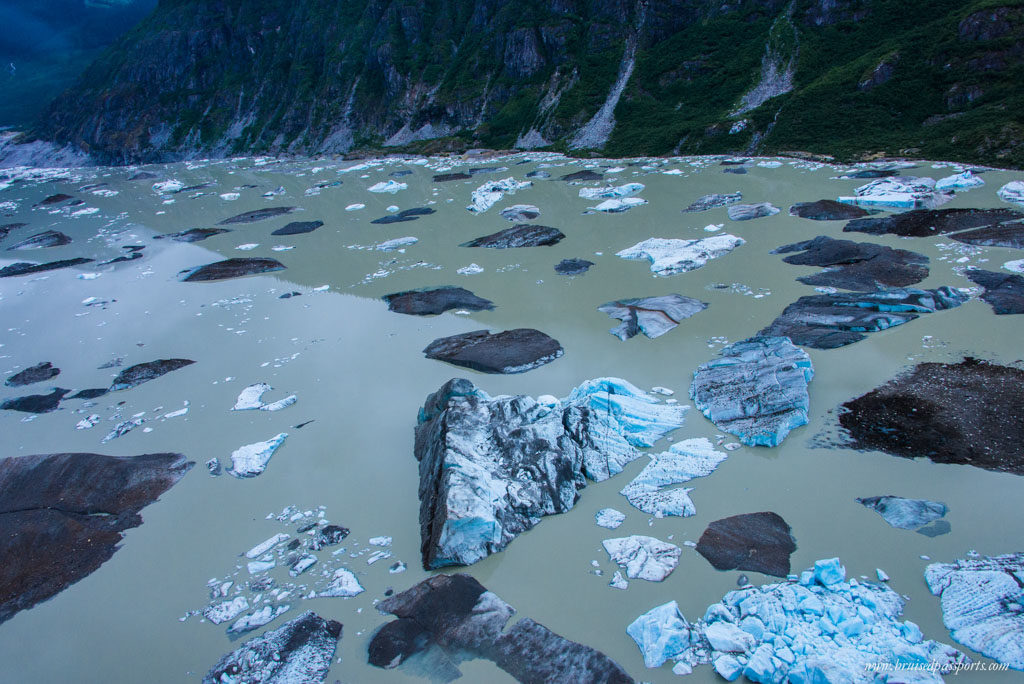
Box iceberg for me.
[414,377,686,568]
[727,202,780,221]
[691,336,813,447]
[617,235,745,275]
[231,383,297,411]
[619,438,727,517]
[204,611,341,684]
[998,180,1024,205]
[368,180,407,194]
[602,535,681,582]
[935,170,984,191]
[579,183,645,200]
[838,176,950,209]
[467,177,532,213]
[925,553,1024,670]
[227,433,288,478]
[630,558,969,680]
[591,197,648,212]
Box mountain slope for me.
[33,0,1024,167]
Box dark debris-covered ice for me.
[423,328,563,374]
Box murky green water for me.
[0,154,1021,683]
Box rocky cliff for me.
[28,0,1024,166]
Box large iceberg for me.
[925,553,1024,671]
[414,377,687,568]
[617,235,745,275]
[227,433,288,478]
[690,337,813,447]
[629,558,968,681]
[837,176,951,209]
[998,180,1024,205]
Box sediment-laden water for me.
[0,153,1021,683]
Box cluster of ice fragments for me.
[189,505,404,638]
[628,558,968,681]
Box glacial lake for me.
[0,153,1021,683]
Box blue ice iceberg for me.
[415,377,687,569]
[925,553,1024,671]
[690,337,813,447]
[629,558,969,681]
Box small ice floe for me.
[595,508,627,529]
[590,197,647,213]
[467,178,532,213]
[856,495,949,536]
[579,183,645,200]
[703,223,723,232]
[662,168,685,175]
[727,202,780,221]
[345,203,365,211]
[289,554,317,577]
[245,533,290,559]
[499,204,540,221]
[935,170,984,192]
[316,568,364,598]
[616,235,745,275]
[368,180,407,194]
[997,180,1024,205]
[619,438,727,517]
[78,273,101,280]
[1005,259,1024,274]
[75,414,100,430]
[386,205,399,212]
[152,180,183,194]
[231,383,297,412]
[389,561,407,574]
[375,237,417,251]
[602,536,681,581]
[246,559,276,574]
[757,160,783,168]
[369,536,392,547]
[271,245,293,251]
[206,458,221,476]
[101,417,145,443]
[609,571,629,590]
[204,596,249,625]
[367,550,392,564]
[219,193,240,201]
[228,605,290,634]
[227,433,288,478]
[651,387,674,396]
[235,243,259,251]
[876,568,890,582]
[457,263,484,275]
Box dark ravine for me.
[16,0,1024,167]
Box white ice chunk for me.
[228,433,288,478]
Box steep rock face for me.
[32,0,1024,166]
